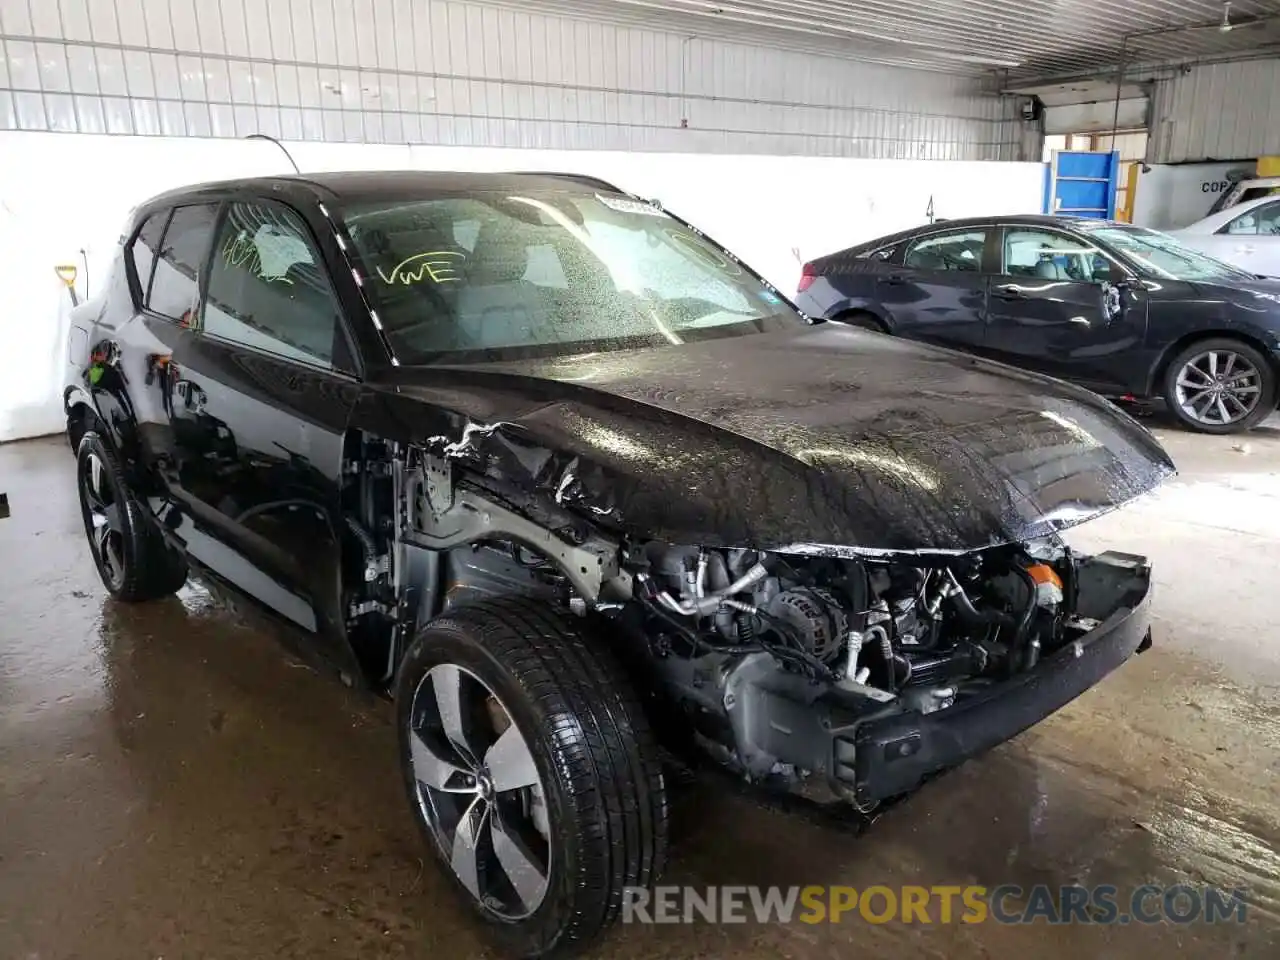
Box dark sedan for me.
[795,215,1280,433]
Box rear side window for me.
[129,212,167,303]
[202,201,347,370]
[904,230,986,272]
[148,204,219,323]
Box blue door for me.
[1043,150,1119,219]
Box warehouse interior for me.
[2,1,1280,957]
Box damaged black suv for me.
[65,171,1173,957]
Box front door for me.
[164,199,362,659]
[878,227,990,349]
[982,226,1147,393]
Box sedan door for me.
[876,227,991,350]
[161,198,364,669]
[982,226,1147,394]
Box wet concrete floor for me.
[2,416,1279,958]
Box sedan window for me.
[903,231,985,272]
[201,202,347,370]
[1002,228,1111,282]
[1222,201,1280,236]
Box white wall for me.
[0,131,1044,442]
[1130,160,1257,231]
[0,0,1025,159]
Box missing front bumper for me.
[840,551,1153,805]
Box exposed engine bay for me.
[633,541,1072,698]
[342,443,1153,811]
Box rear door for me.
[163,197,363,662]
[876,226,991,349]
[982,225,1146,392]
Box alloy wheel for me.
[408,663,551,919]
[81,452,126,591]
[1173,349,1262,426]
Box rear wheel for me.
[833,309,888,333]
[395,598,668,958]
[1162,338,1275,433]
[76,432,187,600]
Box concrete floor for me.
[2,415,1279,959]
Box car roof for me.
[834,214,1116,255]
[137,169,631,212]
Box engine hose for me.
[1062,546,1079,618]
[345,514,379,558]
[637,593,760,656]
[1010,564,1039,674]
[947,575,1014,627]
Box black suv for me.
[66,172,1172,957]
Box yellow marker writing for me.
[376,251,465,285]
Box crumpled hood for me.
[375,325,1175,554]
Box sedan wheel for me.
[1174,349,1261,426]
[1163,339,1276,434]
[409,663,551,920]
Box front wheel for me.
[395,599,668,958]
[1162,338,1276,433]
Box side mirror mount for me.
[1100,279,1124,321]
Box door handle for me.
[993,284,1027,300]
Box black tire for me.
[1162,337,1276,434]
[834,309,888,333]
[76,432,188,601]
[395,598,668,959]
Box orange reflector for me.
[1025,563,1063,590]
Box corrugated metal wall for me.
[0,0,1024,159]
[1148,59,1280,163]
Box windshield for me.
[1084,224,1256,282]
[340,189,805,364]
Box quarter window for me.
[1222,201,1280,236]
[202,201,346,370]
[1002,228,1111,282]
[148,204,219,322]
[903,231,985,273]
[129,212,167,304]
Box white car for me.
[1171,193,1280,277]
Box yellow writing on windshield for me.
[376,251,465,285]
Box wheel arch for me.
[1146,329,1280,398]
[63,385,107,451]
[830,307,892,333]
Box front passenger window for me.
[904,231,985,272]
[202,202,346,370]
[1002,229,1111,282]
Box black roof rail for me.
[507,171,630,194]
